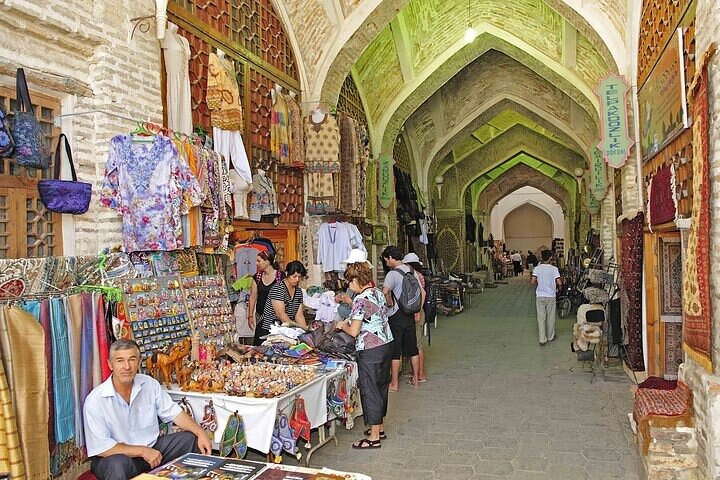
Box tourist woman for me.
[337,261,393,449]
[249,250,284,346]
[259,261,308,339]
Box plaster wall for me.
[0,0,163,256]
[490,186,565,243]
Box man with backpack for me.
[381,246,421,391]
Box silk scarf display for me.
[0,344,25,479]
[619,213,644,371]
[0,307,50,479]
[683,47,715,372]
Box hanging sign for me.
[596,74,633,168]
[589,147,609,201]
[583,174,601,215]
[378,154,395,209]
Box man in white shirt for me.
[511,251,523,276]
[382,246,420,391]
[530,250,562,345]
[84,339,212,480]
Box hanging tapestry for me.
[683,47,715,373]
[661,240,683,315]
[620,212,644,371]
[664,322,683,380]
[648,165,676,225]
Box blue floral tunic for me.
[100,134,204,252]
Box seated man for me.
[84,339,212,480]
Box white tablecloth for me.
[165,369,343,454]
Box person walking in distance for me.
[530,250,562,345]
[511,250,523,276]
[526,250,538,274]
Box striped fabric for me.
[50,297,75,443]
[93,293,111,381]
[80,293,94,406]
[65,296,85,447]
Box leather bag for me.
[11,68,50,169]
[37,134,92,214]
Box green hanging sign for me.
[583,173,601,215]
[378,154,395,209]
[589,147,609,201]
[596,74,633,168]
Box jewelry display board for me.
[181,274,234,346]
[123,276,192,360]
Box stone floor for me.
[302,275,642,479]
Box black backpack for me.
[392,268,422,314]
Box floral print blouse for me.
[100,134,204,252]
[349,287,393,351]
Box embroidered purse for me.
[11,68,50,169]
[0,103,14,158]
[289,397,311,442]
[38,133,92,214]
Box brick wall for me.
[0,0,163,255]
[681,1,720,478]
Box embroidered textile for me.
[271,92,290,165]
[287,95,304,168]
[683,51,714,371]
[649,166,676,225]
[304,113,340,173]
[339,114,359,214]
[661,241,683,315]
[306,172,337,215]
[633,381,690,420]
[207,53,243,130]
[620,213,644,371]
[100,135,204,252]
[248,172,280,222]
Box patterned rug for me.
[683,46,715,373]
[649,165,676,225]
[664,322,683,380]
[661,240,683,315]
[620,212,645,371]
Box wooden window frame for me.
[0,85,63,259]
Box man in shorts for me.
[382,246,420,391]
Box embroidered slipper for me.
[363,428,386,439]
[352,438,381,449]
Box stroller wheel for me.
[557,297,572,318]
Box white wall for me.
[490,186,566,244]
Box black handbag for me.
[11,68,50,169]
[318,329,356,356]
[37,134,92,214]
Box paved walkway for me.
[306,276,641,479]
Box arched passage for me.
[491,187,564,252]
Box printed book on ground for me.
[139,453,267,480]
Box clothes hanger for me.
[130,122,156,143]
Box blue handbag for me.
[0,103,13,158]
[11,68,50,169]
[37,134,92,215]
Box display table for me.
[134,452,372,479]
[164,368,346,464]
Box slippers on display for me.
[352,438,381,449]
[364,428,387,439]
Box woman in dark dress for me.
[248,251,284,346]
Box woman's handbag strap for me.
[53,134,78,181]
[15,68,34,114]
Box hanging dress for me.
[160,24,193,134]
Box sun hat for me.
[342,249,373,268]
[402,253,422,265]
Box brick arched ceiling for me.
[473,160,574,215]
[435,124,584,209]
[404,51,594,188]
[272,0,628,104]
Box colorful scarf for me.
[50,297,74,443]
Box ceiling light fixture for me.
[464,0,476,44]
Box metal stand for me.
[304,420,338,466]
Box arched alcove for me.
[503,204,554,253]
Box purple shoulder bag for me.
[37,133,92,214]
